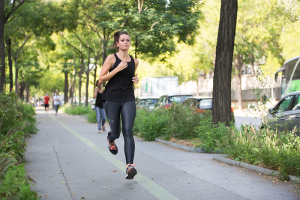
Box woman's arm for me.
[93,87,98,99]
[132,58,139,84]
[99,54,129,84]
[99,87,103,94]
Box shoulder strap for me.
[111,54,118,70]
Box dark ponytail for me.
[112,31,130,49]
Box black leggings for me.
[104,101,136,164]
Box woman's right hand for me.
[116,60,128,72]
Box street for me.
[24,108,299,200]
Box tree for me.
[212,0,238,126]
[0,0,25,92]
[79,0,123,63]
[124,0,203,60]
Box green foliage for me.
[134,104,209,141]
[164,104,203,140]
[123,0,203,59]
[0,92,39,199]
[135,104,300,178]
[0,164,40,200]
[61,104,97,123]
[0,92,37,136]
[87,111,97,123]
[133,108,169,141]
[194,120,233,153]
[37,69,64,94]
[219,124,300,178]
[62,104,91,115]
[0,131,26,161]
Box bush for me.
[0,92,39,199]
[0,164,40,199]
[164,104,203,140]
[87,111,97,123]
[134,103,300,179]
[0,92,37,136]
[61,104,98,123]
[219,124,300,178]
[134,108,169,141]
[134,104,212,141]
[63,104,91,115]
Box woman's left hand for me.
[132,73,139,84]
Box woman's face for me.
[117,34,131,50]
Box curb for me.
[154,138,223,153]
[213,155,300,183]
[155,138,206,152]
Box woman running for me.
[93,80,106,133]
[99,31,139,179]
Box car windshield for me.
[169,95,192,103]
[199,99,212,109]
[146,99,158,105]
[140,99,158,105]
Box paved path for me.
[25,107,299,200]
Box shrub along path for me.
[25,107,299,200]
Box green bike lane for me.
[25,107,299,200]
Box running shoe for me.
[126,164,137,179]
[107,132,118,155]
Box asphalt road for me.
[25,107,299,200]
[235,116,262,129]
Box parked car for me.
[136,97,159,110]
[262,91,300,135]
[154,94,193,109]
[183,97,235,122]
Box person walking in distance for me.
[44,93,50,114]
[93,80,106,133]
[53,92,60,116]
[99,31,139,179]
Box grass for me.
[61,104,97,123]
[134,103,300,180]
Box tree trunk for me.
[102,41,107,64]
[0,0,4,92]
[0,29,5,92]
[212,0,238,126]
[6,38,13,91]
[64,71,68,105]
[78,59,84,106]
[78,72,82,105]
[93,64,97,87]
[20,81,25,100]
[73,73,76,104]
[26,83,29,102]
[14,58,19,96]
[70,68,75,104]
[69,74,73,104]
[85,51,91,107]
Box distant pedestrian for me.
[53,92,60,116]
[93,80,106,133]
[99,31,139,179]
[44,93,50,114]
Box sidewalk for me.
[25,107,299,200]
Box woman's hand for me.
[132,73,139,84]
[116,59,128,72]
